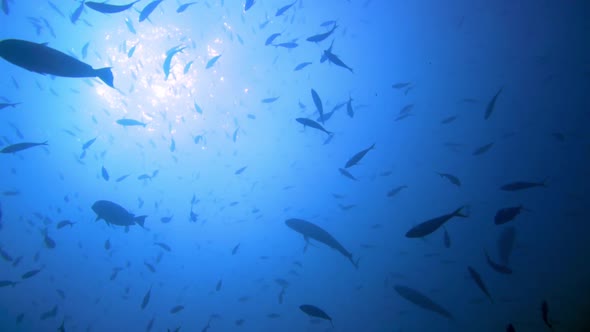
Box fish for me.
[154,242,171,251]
[117,118,146,127]
[163,46,186,80]
[216,279,222,291]
[0,141,47,154]
[39,305,57,320]
[92,200,147,227]
[322,45,353,73]
[500,180,546,191]
[104,239,111,250]
[58,320,65,332]
[47,1,66,18]
[170,305,184,314]
[144,262,156,273]
[265,33,281,46]
[467,266,493,303]
[387,185,408,197]
[232,243,240,255]
[443,228,451,248]
[310,89,324,123]
[169,138,176,152]
[141,287,151,309]
[506,323,516,332]
[285,218,359,268]
[541,300,554,330]
[101,166,110,181]
[71,1,85,24]
[436,172,461,187]
[405,206,467,238]
[81,42,90,58]
[392,82,411,89]
[338,168,357,181]
[1,0,9,15]
[274,42,298,49]
[294,62,312,71]
[0,102,21,110]
[21,268,42,279]
[193,102,203,114]
[206,54,221,69]
[0,280,17,287]
[0,201,3,229]
[296,118,332,136]
[128,44,138,58]
[440,115,458,124]
[0,39,114,88]
[82,137,97,150]
[125,17,136,33]
[235,166,247,175]
[232,127,239,142]
[43,230,56,249]
[116,174,130,182]
[0,247,13,262]
[472,142,494,156]
[497,226,516,266]
[494,206,524,225]
[484,87,504,120]
[307,24,338,43]
[183,60,193,73]
[275,1,297,16]
[299,304,333,326]
[160,216,173,223]
[244,0,255,11]
[346,96,354,118]
[139,0,163,22]
[394,285,454,320]
[261,97,280,103]
[86,1,139,14]
[484,250,512,274]
[344,143,375,168]
[177,2,198,13]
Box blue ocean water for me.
[1,0,589,331]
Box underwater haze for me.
[1,0,590,331]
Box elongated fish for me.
[494,206,524,225]
[472,142,494,156]
[1,141,47,153]
[275,1,297,16]
[141,287,151,309]
[436,172,461,186]
[70,1,85,24]
[177,2,198,13]
[86,1,139,14]
[206,54,221,69]
[322,45,353,73]
[244,0,255,11]
[405,206,467,238]
[294,61,311,71]
[139,0,163,22]
[467,266,493,303]
[310,89,324,123]
[500,180,546,191]
[299,304,333,326]
[0,102,21,110]
[307,24,338,43]
[296,118,331,136]
[394,285,453,320]
[484,250,512,274]
[163,46,186,80]
[338,167,357,181]
[344,143,375,168]
[117,118,146,127]
[0,39,114,88]
[92,200,147,227]
[285,218,359,268]
[484,87,503,120]
[265,33,281,46]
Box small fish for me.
[43,231,56,249]
[345,143,375,168]
[541,300,554,330]
[206,55,222,69]
[265,33,281,46]
[160,216,173,223]
[104,239,111,250]
[144,262,156,273]
[117,119,146,127]
[0,248,13,262]
[216,279,222,291]
[307,24,338,43]
[141,287,151,309]
[436,172,461,187]
[194,102,203,114]
[170,138,176,152]
[506,323,516,332]
[232,243,240,255]
[154,242,171,252]
[394,284,453,320]
[82,137,97,150]
[484,87,504,120]
[101,166,110,181]
[170,305,184,314]
[484,250,512,274]
[494,206,525,225]
[338,168,357,181]
[235,166,247,175]
[0,102,21,110]
[39,305,57,320]
[299,304,333,327]
[70,1,85,24]
[244,0,255,11]
[261,97,280,103]
[294,62,312,71]
[0,141,48,153]
[177,2,198,13]
[296,118,332,136]
[322,45,353,73]
[443,228,451,248]
[406,206,467,238]
[116,174,130,182]
[81,42,90,59]
[500,180,546,191]
[440,115,458,124]
[392,82,411,89]
[274,42,298,49]
[139,0,164,22]
[467,266,493,303]
[128,44,138,58]
[472,142,494,156]
[387,185,408,197]
[346,95,354,118]
[275,1,297,16]
[21,268,42,280]
[163,46,186,80]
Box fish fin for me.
[135,215,147,228]
[455,206,469,218]
[95,67,114,88]
[351,256,360,270]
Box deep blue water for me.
[1,0,589,331]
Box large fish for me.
[296,118,332,136]
[405,206,467,238]
[306,24,338,43]
[310,89,324,124]
[494,206,524,225]
[394,285,453,320]
[92,200,147,227]
[85,1,140,14]
[344,143,375,168]
[0,39,114,88]
[299,304,333,326]
[286,218,359,268]
[0,141,47,154]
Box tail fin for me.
[454,206,469,218]
[350,255,360,269]
[95,67,114,88]
[135,215,147,228]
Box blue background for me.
[1,0,589,331]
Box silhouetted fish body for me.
[86,1,139,14]
[406,206,467,238]
[394,285,454,320]
[92,200,146,227]
[299,304,333,326]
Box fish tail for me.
[95,67,114,88]
[135,215,147,227]
[42,141,48,146]
[454,206,469,218]
[351,256,360,270]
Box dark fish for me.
[405,206,467,238]
[160,216,173,223]
[232,243,240,255]
[0,102,21,110]
[235,166,247,175]
[494,206,524,225]
[16,313,24,324]
[82,137,97,150]
[139,0,163,22]
[500,180,546,191]
[344,143,375,168]
[392,82,411,89]
[322,45,353,73]
[338,168,357,181]
[141,287,151,309]
[436,172,461,187]
[39,305,57,320]
[125,17,136,34]
[472,142,494,156]
[0,141,47,153]
[541,300,554,330]
[286,218,359,268]
[484,87,503,120]
[144,262,156,273]
[177,2,198,13]
[440,115,458,124]
[58,320,65,332]
[183,60,193,73]
[443,228,451,248]
[497,226,516,266]
[394,285,453,320]
[346,95,354,118]
[506,323,516,332]
[86,1,139,14]
[265,33,281,46]
[484,250,512,274]
[43,231,56,249]
[275,1,297,16]
[21,268,42,279]
[275,42,298,49]
[387,185,408,197]
[261,96,280,103]
[154,242,171,251]
[0,39,114,88]
[0,247,13,262]
[206,54,221,69]
[467,266,493,303]
[296,118,332,136]
[216,279,222,291]
[294,62,312,71]
[244,0,255,11]
[163,46,186,80]
[307,24,338,43]
[116,174,130,182]
[299,304,333,326]
[70,1,85,24]
[0,280,17,287]
[1,0,9,15]
[117,118,146,127]
[92,200,147,227]
[127,44,138,58]
[169,138,176,152]
[104,239,111,250]
[101,166,110,181]
[170,305,184,314]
